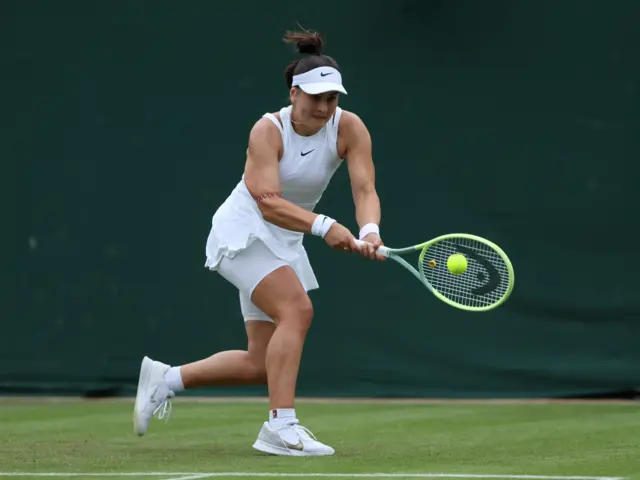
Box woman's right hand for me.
[324,223,359,253]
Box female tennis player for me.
[133,29,384,456]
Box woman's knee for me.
[250,265,314,330]
[276,293,314,330]
[246,359,268,383]
[245,321,274,383]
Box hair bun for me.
[283,30,324,56]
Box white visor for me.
[291,66,347,95]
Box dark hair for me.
[283,29,341,88]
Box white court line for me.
[163,475,216,480]
[0,474,626,480]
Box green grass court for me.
[0,399,638,480]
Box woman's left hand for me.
[358,233,386,261]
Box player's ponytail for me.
[283,30,325,55]
[283,27,340,89]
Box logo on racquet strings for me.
[455,245,501,296]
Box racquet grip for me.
[354,239,390,257]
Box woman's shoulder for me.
[253,110,284,134]
[338,108,367,125]
[262,107,288,130]
[337,109,369,135]
[245,112,285,157]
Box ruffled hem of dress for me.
[204,232,300,271]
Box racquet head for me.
[417,234,514,311]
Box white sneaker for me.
[132,356,174,436]
[252,421,335,456]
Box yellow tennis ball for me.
[447,254,467,275]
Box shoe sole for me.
[133,356,152,436]
[252,439,335,457]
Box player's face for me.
[290,88,340,132]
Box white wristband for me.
[311,214,337,238]
[359,222,380,240]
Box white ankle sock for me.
[269,408,297,427]
[164,366,185,393]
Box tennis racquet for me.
[355,233,515,312]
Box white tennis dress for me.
[204,105,344,320]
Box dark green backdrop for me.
[3,0,639,398]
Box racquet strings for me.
[419,237,511,308]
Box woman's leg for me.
[134,241,332,454]
[248,265,313,411]
[177,320,275,388]
[245,265,333,456]
[163,241,289,392]
[132,319,275,437]
[164,263,313,415]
